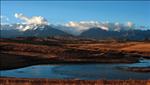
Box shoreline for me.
[0,52,140,70]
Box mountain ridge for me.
[1,24,150,41]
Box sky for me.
[1,1,150,27]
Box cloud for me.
[14,13,49,31]
[52,21,137,35]
[15,13,28,21]
[64,21,135,33]
[65,21,109,31]
[0,16,9,21]
[9,13,137,33]
[0,16,9,25]
[14,13,49,25]
[126,21,134,28]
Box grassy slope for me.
[67,42,150,56]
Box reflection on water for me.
[0,59,150,80]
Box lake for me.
[0,59,150,80]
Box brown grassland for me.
[0,38,150,69]
[0,78,150,85]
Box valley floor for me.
[0,38,150,70]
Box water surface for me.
[0,59,150,80]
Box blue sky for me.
[1,1,150,26]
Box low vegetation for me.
[0,78,149,85]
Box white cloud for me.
[65,21,109,31]
[14,13,49,31]
[64,21,135,33]
[15,13,28,21]
[0,16,9,21]
[0,16,9,25]
[5,13,136,34]
[15,13,49,25]
[126,21,134,28]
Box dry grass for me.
[0,39,149,70]
[67,42,150,56]
[0,78,150,85]
[0,42,64,54]
[120,43,150,53]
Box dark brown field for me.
[0,78,150,85]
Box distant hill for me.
[80,27,150,41]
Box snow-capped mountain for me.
[1,23,150,40]
[0,24,71,38]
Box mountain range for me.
[1,24,150,41]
